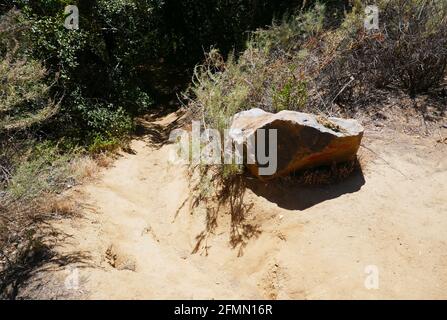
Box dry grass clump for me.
[290,158,361,185]
[70,156,100,181]
[44,194,78,216]
[321,0,447,107]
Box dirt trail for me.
[34,111,447,299]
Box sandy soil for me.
[25,111,447,300]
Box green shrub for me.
[3,2,153,143]
[248,2,325,54]
[272,77,308,112]
[87,135,121,153]
[63,88,133,146]
[7,142,73,201]
[84,105,133,139]
[0,9,59,132]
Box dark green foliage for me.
[159,0,302,64]
[1,0,308,148]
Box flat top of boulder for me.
[231,108,364,138]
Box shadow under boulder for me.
[245,160,365,211]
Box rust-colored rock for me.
[229,108,364,179]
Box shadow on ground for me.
[0,232,91,300]
[190,161,365,256]
[191,174,261,257]
[134,107,186,149]
[246,166,366,211]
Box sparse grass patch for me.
[0,140,100,298]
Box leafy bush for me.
[0,9,59,132]
[69,89,133,139]
[2,1,150,145]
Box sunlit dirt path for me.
[23,111,447,299]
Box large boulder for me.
[229,108,364,179]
